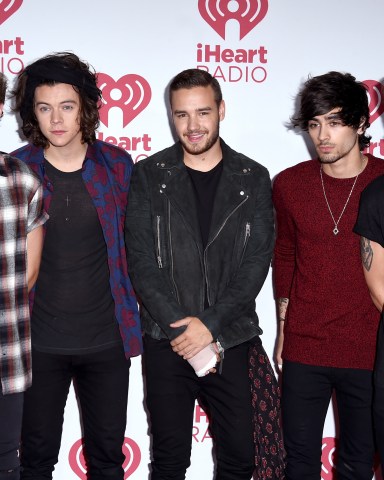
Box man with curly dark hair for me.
[11,52,142,480]
[273,71,384,479]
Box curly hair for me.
[0,72,7,106]
[12,52,101,148]
[292,71,371,150]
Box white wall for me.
[1,1,384,478]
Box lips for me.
[318,144,334,153]
[50,130,67,135]
[186,131,206,143]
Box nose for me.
[50,108,62,125]
[187,114,199,131]
[318,124,329,142]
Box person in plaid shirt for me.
[0,72,47,480]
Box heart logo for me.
[68,437,141,479]
[321,437,337,480]
[321,436,382,479]
[0,0,23,25]
[98,73,152,128]
[198,0,268,40]
[364,80,384,125]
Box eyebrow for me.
[325,112,342,120]
[173,106,213,115]
[310,112,342,122]
[35,99,78,106]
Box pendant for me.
[333,226,339,235]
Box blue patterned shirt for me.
[11,141,142,358]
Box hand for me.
[274,319,284,374]
[170,316,213,360]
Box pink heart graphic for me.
[69,437,141,479]
[321,436,382,479]
[98,73,152,128]
[321,437,337,480]
[198,0,268,40]
[0,0,23,25]
[364,80,384,124]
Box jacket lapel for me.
[164,165,203,246]
[208,141,251,245]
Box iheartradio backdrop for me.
[1,1,384,478]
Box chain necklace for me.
[320,160,364,235]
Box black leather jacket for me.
[125,139,274,350]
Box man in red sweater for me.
[273,71,384,479]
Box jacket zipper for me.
[167,201,180,302]
[203,196,249,306]
[156,215,163,268]
[240,222,251,264]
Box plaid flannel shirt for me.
[11,141,143,359]
[0,152,48,394]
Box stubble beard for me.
[180,124,220,156]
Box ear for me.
[219,100,225,121]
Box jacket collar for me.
[158,138,252,247]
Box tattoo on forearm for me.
[360,237,373,271]
[278,297,289,321]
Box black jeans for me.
[20,344,130,480]
[0,388,23,480]
[374,314,384,471]
[143,335,255,480]
[282,361,375,480]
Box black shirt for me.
[354,174,384,246]
[186,160,223,248]
[186,160,223,308]
[32,161,121,354]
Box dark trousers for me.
[374,314,384,471]
[20,345,130,480]
[0,388,23,480]
[143,335,254,480]
[282,361,374,480]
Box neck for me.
[44,142,87,172]
[321,152,367,179]
[183,142,222,172]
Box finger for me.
[182,348,198,360]
[170,336,186,347]
[170,319,190,328]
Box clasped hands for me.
[170,316,213,359]
[170,316,220,375]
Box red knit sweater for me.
[273,155,384,370]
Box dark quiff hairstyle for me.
[12,52,101,148]
[0,72,7,105]
[292,71,371,150]
[169,68,223,108]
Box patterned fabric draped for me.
[249,338,286,479]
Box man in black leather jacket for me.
[125,69,274,480]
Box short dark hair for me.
[12,52,101,148]
[169,68,222,107]
[0,72,7,105]
[292,71,371,150]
